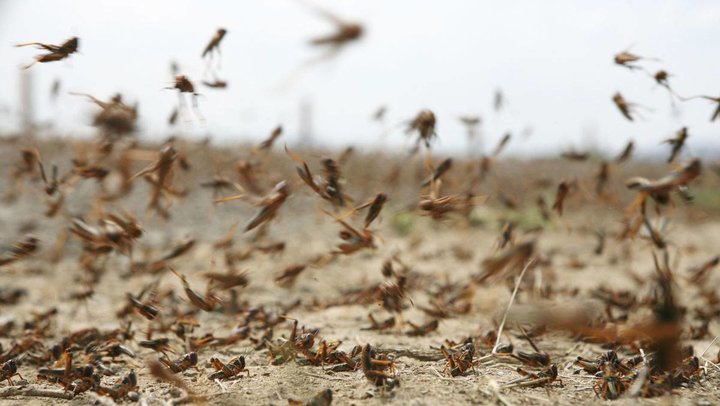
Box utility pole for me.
[19,68,35,134]
[298,98,314,148]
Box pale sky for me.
[1,0,719,157]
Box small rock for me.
[128,392,140,401]
[15,379,29,386]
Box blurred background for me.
[0,0,718,157]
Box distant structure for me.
[298,98,314,148]
[19,69,35,134]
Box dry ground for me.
[0,137,719,405]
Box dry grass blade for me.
[493,259,534,353]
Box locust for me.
[346,192,388,229]
[159,352,198,373]
[421,158,452,187]
[561,150,589,161]
[615,140,634,163]
[202,78,228,89]
[209,356,250,380]
[687,256,720,284]
[680,94,720,122]
[306,2,363,52]
[0,360,21,385]
[405,319,439,337]
[324,210,376,255]
[419,179,485,220]
[614,49,656,70]
[406,110,437,149]
[204,268,249,290]
[71,93,138,140]
[625,159,701,211]
[202,28,227,62]
[612,92,638,121]
[494,89,504,111]
[552,180,571,215]
[596,161,609,196]
[441,339,476,377]
[94,370,138,400]
[123,291,159,321]
[139,338,174,358]
[503,364,561,389]
[258,126,283,151]
[288,389,333,406]
[286,146,349,208]
[663,127,688,163]
[129,145,180,218]
[167,75,203,121]
[373,105,387,122]
[477,133,511,182]
[216,180,290,232]
[362,314,396,331]
[360,344,398,388]
[0,235,40,267]
[172,269,220,312]
[16,37,79,69]
[475,239,534,284]
[274,264,308,288]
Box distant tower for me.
[298,98,314,148]
[19,69,35,134]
